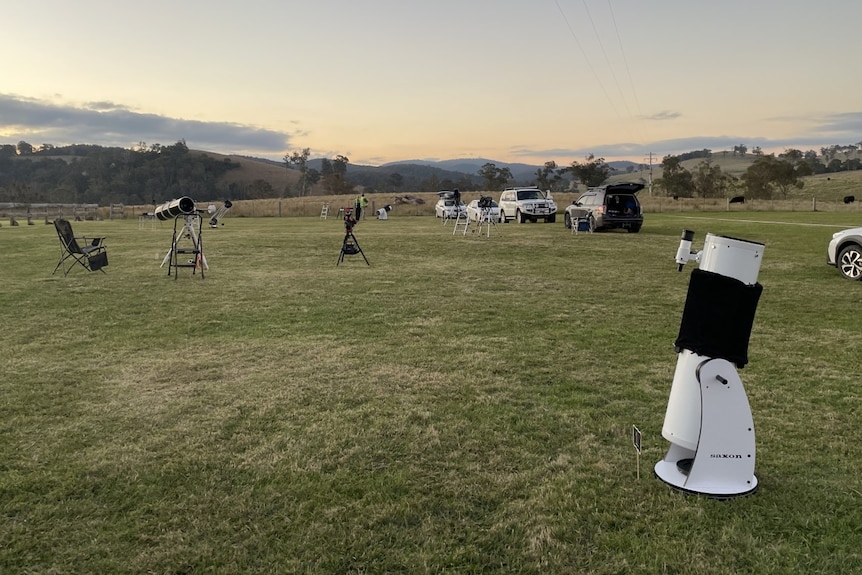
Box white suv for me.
[827,226,862,280]
[498,187,557,223]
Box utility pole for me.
[643,152,657,196]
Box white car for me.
[435,192,466,219]
[465,198,500,223]
[498,187,557,223]
[827,226,862,280]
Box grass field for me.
[2,212,861,574]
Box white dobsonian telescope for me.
[654,230,765,498]
[376,204,392,220]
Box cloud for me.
[510,126,862,163]
[644,110,682,121]
[3,94,859,165]
[812,112,862,138]
[0,94,293,155]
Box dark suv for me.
[565,182,644,233]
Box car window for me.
[608,194,637,207]
[516,190,543,200]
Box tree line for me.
[657,145,862,200]
[0,140,240,205]
[4,138,860,206]
[282,149,616,196]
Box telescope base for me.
[655,358,758,499]
[655,460,758,499]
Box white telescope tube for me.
[661,233,764,449]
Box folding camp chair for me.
[568,207,594,234]
[52,218,108,275]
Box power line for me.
[580,0,632,121]
[607,0,648,145]
[554,0,648,153]
[552,0,620,120]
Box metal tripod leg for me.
[476,208,496,237]
[161,214,208,278]
[337,231,370,266]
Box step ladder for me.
[320,203,330,219]
[161,213,207,279]
[452,213,470,236]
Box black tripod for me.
[337,229,370,266]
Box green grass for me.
[2,213,861,574]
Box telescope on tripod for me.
[156,196,209,279]
[337,207,369,266]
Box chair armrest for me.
[80,236,106,246]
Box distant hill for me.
[201,154,752,194]
[382,158,540,183]
[382,158,645,182]
[5,142,859,206]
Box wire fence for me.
[37,192,862,222]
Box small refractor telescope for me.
[154,196,196,221]
[343,206,357,232]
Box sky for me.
[2,0,861,167]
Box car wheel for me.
[517,210,525,223]
[499,210,506,223]
[564,212,572,229]
[837,244,862,280]
[547,214,556,223]
[627,224,641,233]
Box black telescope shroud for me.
[675,268,763,368]
[154,197,196,221]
